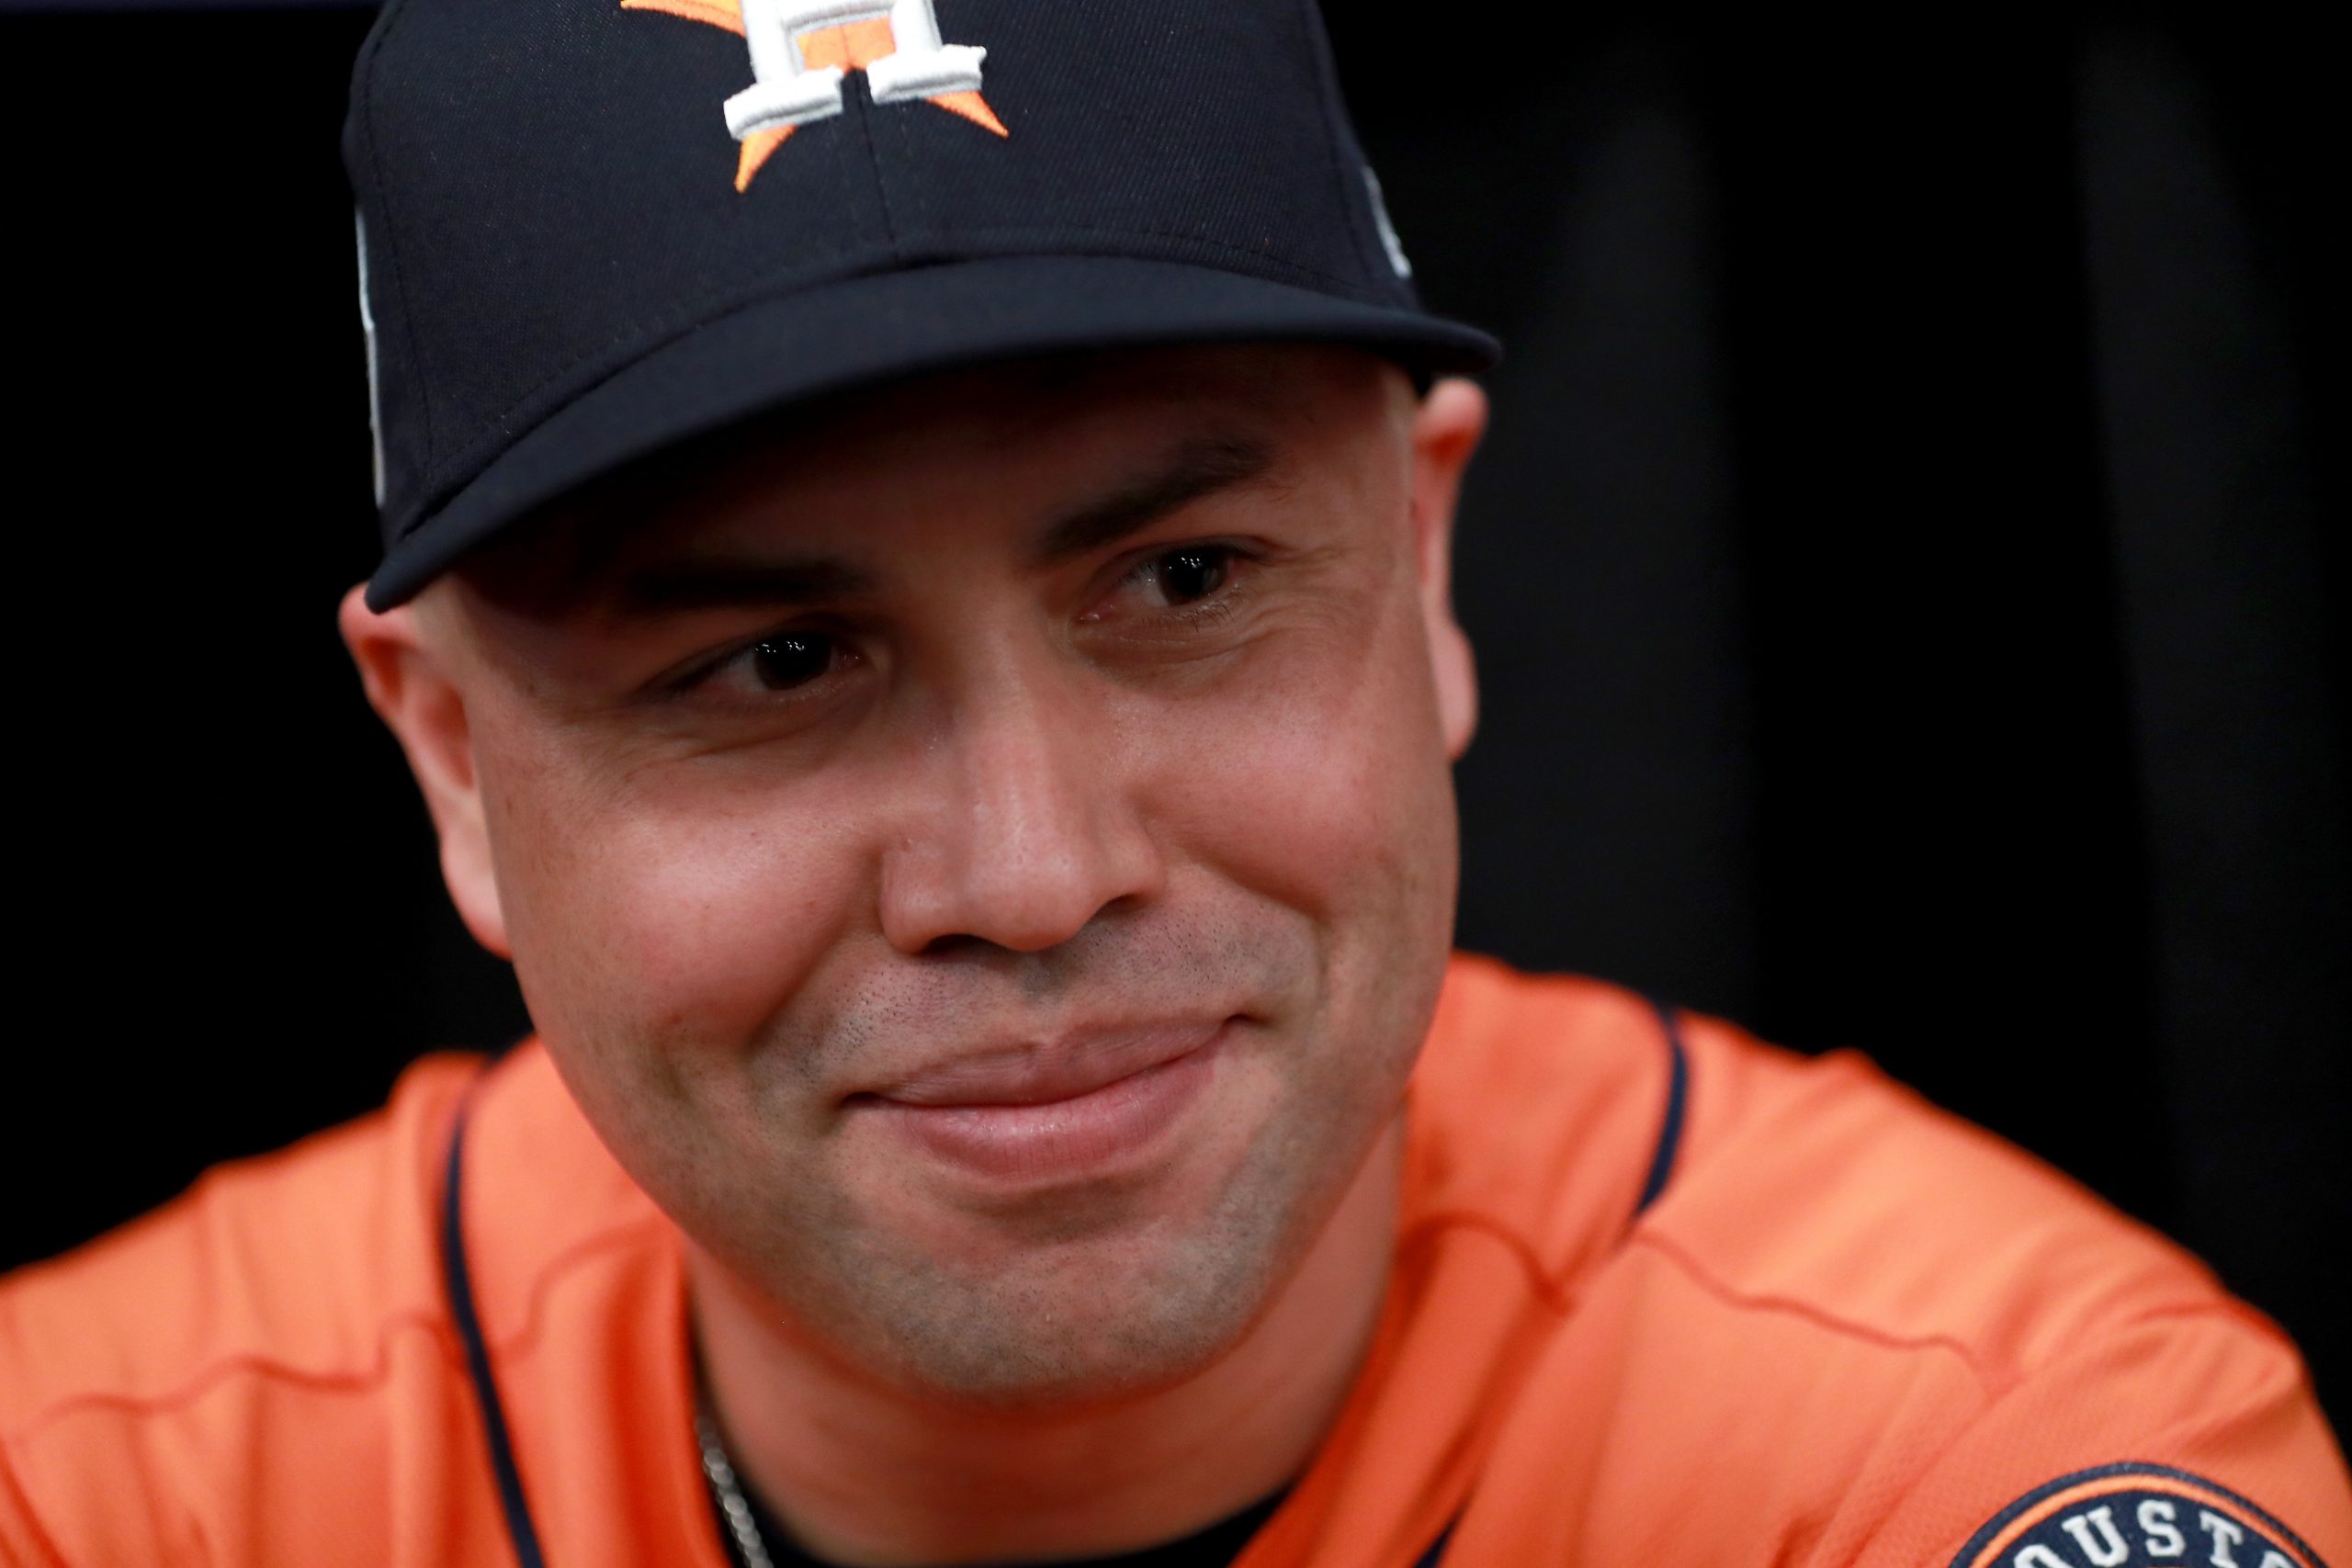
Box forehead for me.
[452,343,1403,611]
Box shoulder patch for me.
[1950,1463,2330,1568]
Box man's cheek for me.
[1161,639,1436,909]
[508,795,849,1055]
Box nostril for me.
[920,932,989,959]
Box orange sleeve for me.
[0,1442,68,1568]
[1847,1304,2352,1568]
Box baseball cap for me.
[349,0,1500,610]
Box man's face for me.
[393,344,1480,1407]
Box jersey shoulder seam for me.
[3,1211,673,1449]
[2,1308,461,1448]
[1627,1226,2012,1396]
[1398,1209,1588,1312]
[480,1209,674,1360]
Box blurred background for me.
[2,1,2343,1417]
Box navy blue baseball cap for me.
[349,0,1500,609]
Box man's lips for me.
[844,1018,1234,1185]
[849,1017,1233,1109]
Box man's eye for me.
[1139,547,1233,608]
[748,631,838,691]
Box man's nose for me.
[876,663,1165,956]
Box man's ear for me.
[338,585,513,959]
[1408,376,1487,761]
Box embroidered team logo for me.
[1949,1464,2331,1568]
[626,0,1007,191]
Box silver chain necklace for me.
[696,1406,780,1568]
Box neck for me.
[688,1113,1406,1568]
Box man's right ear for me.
[338,585,513,959]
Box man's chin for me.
[789,1161,1299,1410]
[707,1052,1390,1414]
[850,1243,1283,1414]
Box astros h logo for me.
[626,0,1008,191]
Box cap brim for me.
[365,254,1499,609]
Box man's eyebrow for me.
[600,434,1276,610]
[611,556,876,614]
[1032,434,1279,567]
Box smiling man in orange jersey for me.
[3,0,2348,1565]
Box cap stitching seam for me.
[877,85,934,240]
[1292,0,1390,291]
[850,87,904,257]
[397,232,1389,528]
[358,0,436,483]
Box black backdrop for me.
[3,4,2343,1419]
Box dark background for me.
[3,3,2343,1418]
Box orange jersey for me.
[6,953,2347,1566]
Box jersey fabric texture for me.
[5,953,2347,1567]
[731,1482,1288,1568]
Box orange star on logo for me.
[626,0,1008,191]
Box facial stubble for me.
[734,1024,1411,1411]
